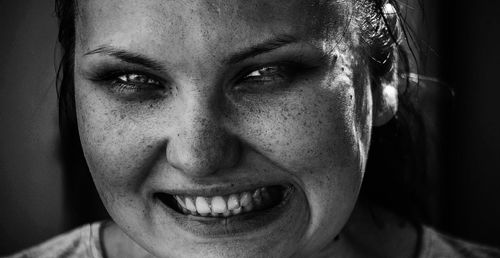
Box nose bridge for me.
[167,88,239,178]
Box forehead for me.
[76,0,350,58]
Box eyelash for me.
[89,69,166,96]
[234,62,305,91]
[92,62,311,96]
[112,73,163,93]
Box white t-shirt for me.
[6,221,500,258]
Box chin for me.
[111,183,311,258]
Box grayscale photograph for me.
[1,0,500,257]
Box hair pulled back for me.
[55,0,426,224]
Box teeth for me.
[240,192,252,207]
[195,197,210,215]
[172,186,283,217]
[253,189,262,206]
[185,197,197,213]
[232,207,242,215]
[175,196,186,209]
[227,194,240,210]
[211,196,227,213]
[243,201,254,212]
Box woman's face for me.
[75,0,375,257]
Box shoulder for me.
[5,221,106,258]
[419,225,500,258]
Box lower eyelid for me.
[113,81,152,89]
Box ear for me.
[372,72,398,126]
[372,3,399,126]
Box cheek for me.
[232,63,370,246]
[234,86,362,211]
[238,85,359,179]
[74,83,157,210]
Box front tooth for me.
[227,194,240,210]
[185,197,197,212]
[240,192,252,207]
[211,196,227,213]
[195,197,211,214]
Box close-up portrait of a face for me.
[1,0,500,257]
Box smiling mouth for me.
[154,185,292,218]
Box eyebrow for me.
[223,34,299,64]
[84,46,165,71]
[83,34,299,69]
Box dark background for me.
[443,0,500,247]
[1,0,500,255]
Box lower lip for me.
[156,187,297,237]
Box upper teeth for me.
[174,187,269,217]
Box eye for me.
[117,74,160,85]
[110,73,164,95]
[241,65,290,83]
[114,73,161,88]
[234,64,301,93]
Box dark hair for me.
[356,1,429,223]
[55,0,427,225]
[55,0,109,223]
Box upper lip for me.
[152,182,292,197]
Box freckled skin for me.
[72,0,398,257]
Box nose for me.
[166,97,241,178]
